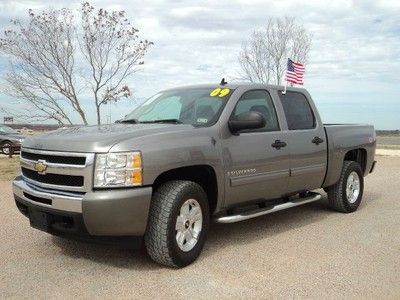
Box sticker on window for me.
[197,118,208,123]
[210,88,230,97]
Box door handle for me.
[312,136,324,145]
[271,140,287,149]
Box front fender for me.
[109,127,225,210]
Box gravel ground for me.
[1,156,399,299]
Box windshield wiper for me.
[117,118,139,124]
[141,119,183,124]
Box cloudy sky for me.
[0,0,399,129]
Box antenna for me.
[220,78,228,85]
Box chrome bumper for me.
[13,177,82,213]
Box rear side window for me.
[279,91,315,130]
[233,90,279,132]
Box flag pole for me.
[282,79,287,94]
[282,58,288,95]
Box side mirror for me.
[228,111,266,134]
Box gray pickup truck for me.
[13,83,376,267]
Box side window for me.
[179,97,224,125]
[233,90,279,132]
[279,92,315,130]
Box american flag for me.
[286,58,305,85]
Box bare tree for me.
[238,17,311,85]
[0,2,152,125]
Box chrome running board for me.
[215,192,322,223]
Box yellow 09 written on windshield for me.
[209,88,230,97]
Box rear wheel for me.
[145,180,209,268]
[326,161,364,213]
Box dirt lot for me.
[1,156,399,299]
[376,149,400,156]
[0,156,20,181]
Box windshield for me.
[123,87,234,126]
[0,125,18,134]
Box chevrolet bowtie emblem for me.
[34,160,48,174]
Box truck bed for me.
[323,124,376,187]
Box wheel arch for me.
[323,147,369,189]
[0,139,12,145]
[152,165,219,214]
[343,148,367,174]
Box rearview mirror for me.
[228,111,266,134]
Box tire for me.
[326,161,364,213]
[1,141,12,155]
[145,180,209,268]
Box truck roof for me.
[162,82,308,93]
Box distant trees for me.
[238,17,312,85]
[0,2,153,125]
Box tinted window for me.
[233,90,279,132]
[279,92,315,130]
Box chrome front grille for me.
[21,167,84,187]
[21,151,86,165]
[20,148,95,192]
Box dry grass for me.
[377,144,400,150]
[0,156,20,181]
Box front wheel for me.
[1,141,12,155]
[145,180,209,268]
[326,161,364,213]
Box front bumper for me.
[13,176,152,237]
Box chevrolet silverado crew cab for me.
[13,83,376,268]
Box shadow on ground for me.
[51,191,380,269]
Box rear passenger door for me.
[278,91,327,193]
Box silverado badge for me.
[34,160,48,175]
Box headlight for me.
[94,152,142,188]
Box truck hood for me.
[22,123,195,153]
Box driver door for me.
[222,89,290,207]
